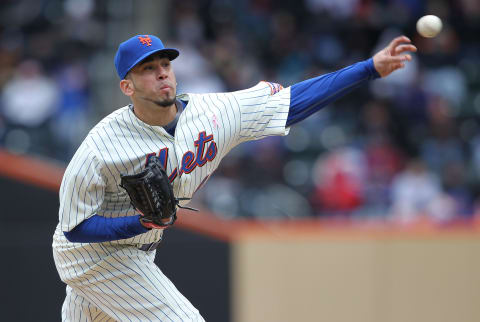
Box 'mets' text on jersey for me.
[147,131,218,184]
[57,81,290,245]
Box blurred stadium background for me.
[1,0,480,321]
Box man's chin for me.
[149,91,176,107]
[154,97,176,108]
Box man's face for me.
[127,54,177,107]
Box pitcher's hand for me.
[373,36,417,77]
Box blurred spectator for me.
[310,147,367,216]
[389,159,456,224]
[1,60,58,127]
[420,95,465,176]
[50,63,90,160]
[1,59,59,155]
[364,138,404,217]
[422,66,467,108]
[442,161,473,218]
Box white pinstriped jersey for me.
[52,81,290,321]
[53,80,290,251]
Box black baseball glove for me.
[120,156,195,229]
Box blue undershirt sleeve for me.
[64,214,149,243]
[287,58,380,127]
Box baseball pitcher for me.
[52,34,416,321]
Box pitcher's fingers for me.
[389,36,411,52]
[393,44,417,55]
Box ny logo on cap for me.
[138,35,152,46]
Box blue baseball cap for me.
[114,35,179,79]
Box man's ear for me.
[120,79,134,96]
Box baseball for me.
[416,15,442,38]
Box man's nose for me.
[157,67,168,80]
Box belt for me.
[138,239,162,251]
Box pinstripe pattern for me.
[63,286,115,321]
[53,81,290,321]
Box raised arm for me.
[287,35,417,126]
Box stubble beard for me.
[153,95,176,108]
[139,89,176,108]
